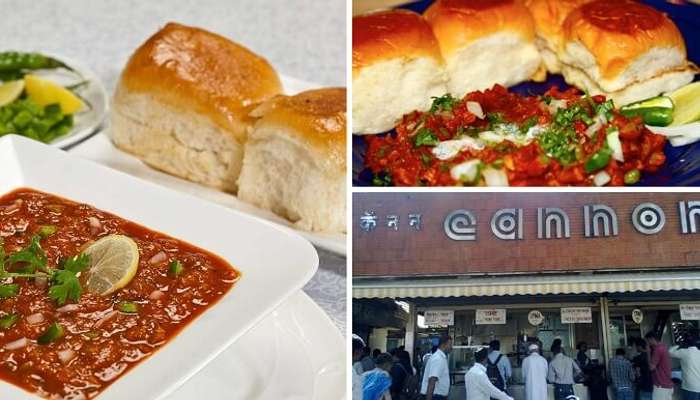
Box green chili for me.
[0,52,71,72]
[584,148,612,173]
[38,322,64,344]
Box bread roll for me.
[353,10,447,134]
[526,0,593,74]
[559,0,696,105]
[424,0,542,97]
[111,22,282,192]
[237,88,346,233]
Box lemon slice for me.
[82,235,139,296]
[668,81,700,126]
[0,80,25,107]
[23,74,83,114]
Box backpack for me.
[487,354,505,390]
[396,363,420,400]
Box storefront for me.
[353,193,700,400]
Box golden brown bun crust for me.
[352,10,443,72]
[563,0,687,79]
[119,22,283,138]
[252,88,347,171]
[425,0,536,59]
[526,0,592,45]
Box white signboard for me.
[476,309,507,325]
[425,310,454,327]
[561,307,592,324]
[528,310,545,326]
[680,304,700,320]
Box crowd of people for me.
[352,332,700,400]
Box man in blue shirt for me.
[609,348,635,400]
[488,340,512,394]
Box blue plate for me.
[353,0,700,186]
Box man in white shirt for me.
[465,348,514,400]
[522,344,548,400]
[421,335,453,400]
[669,338,700,400]
[488,340,513,392]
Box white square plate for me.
[0,135,319,400]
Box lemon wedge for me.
[668,81,700,126]
[82,235,139,296]
[0,80,25,107]
[23,74,83,114]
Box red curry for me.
[0,188,238,399]
[365,85,667,186]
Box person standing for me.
[577,342,590,369]
[522,344,548,400]
[354,336,367,400]
[646,332,674,400]
[633,338,654,400]
[669,337,700,400]
[390,350,415,398]
[421,335,452,400]
[548,341,583,400]
[363,353,394,400]
[362,346,377,373]
[609,348,635,400]
[487,340,512,394]
[465,348,514,400]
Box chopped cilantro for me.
[519,116,538,134]
[48,254,90,306]
[414,128,439,147]
[487,112,505,126]
[420,152,433,167]
[6,235,48,274]
[538,125,578,165]
[429,94,457,113]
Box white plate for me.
[170,291,346,400]
[14,52,109,149]
[69,75,346,255]
[0,135,319,400]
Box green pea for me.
[624,169,641,185]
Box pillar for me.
[369,328,389,352]
[405,302,417,361]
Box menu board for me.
[680,304,700,320]
[476,309,507,325]
[425,310,454,327]
[561,307,593,324]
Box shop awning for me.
[352,271,700,299]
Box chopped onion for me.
[57,348,77,365]
[432,137,485,160]
[4,199,23,214]
[482,167,510,187]
[88,217,102,235]
[546,99,568,114]
[466,101,485,119]
[57,304,80,313]
[94,310,118,329]
[4,337,28,350]
[593,171,611,187]
[34,275,48,289]
[450,160,482,183]
[26,312,45,325]
[149,290,165,300]
[149,251,167,265]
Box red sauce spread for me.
[580,1,663,33]
[0,188,239,399]
[365,85,666,186]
